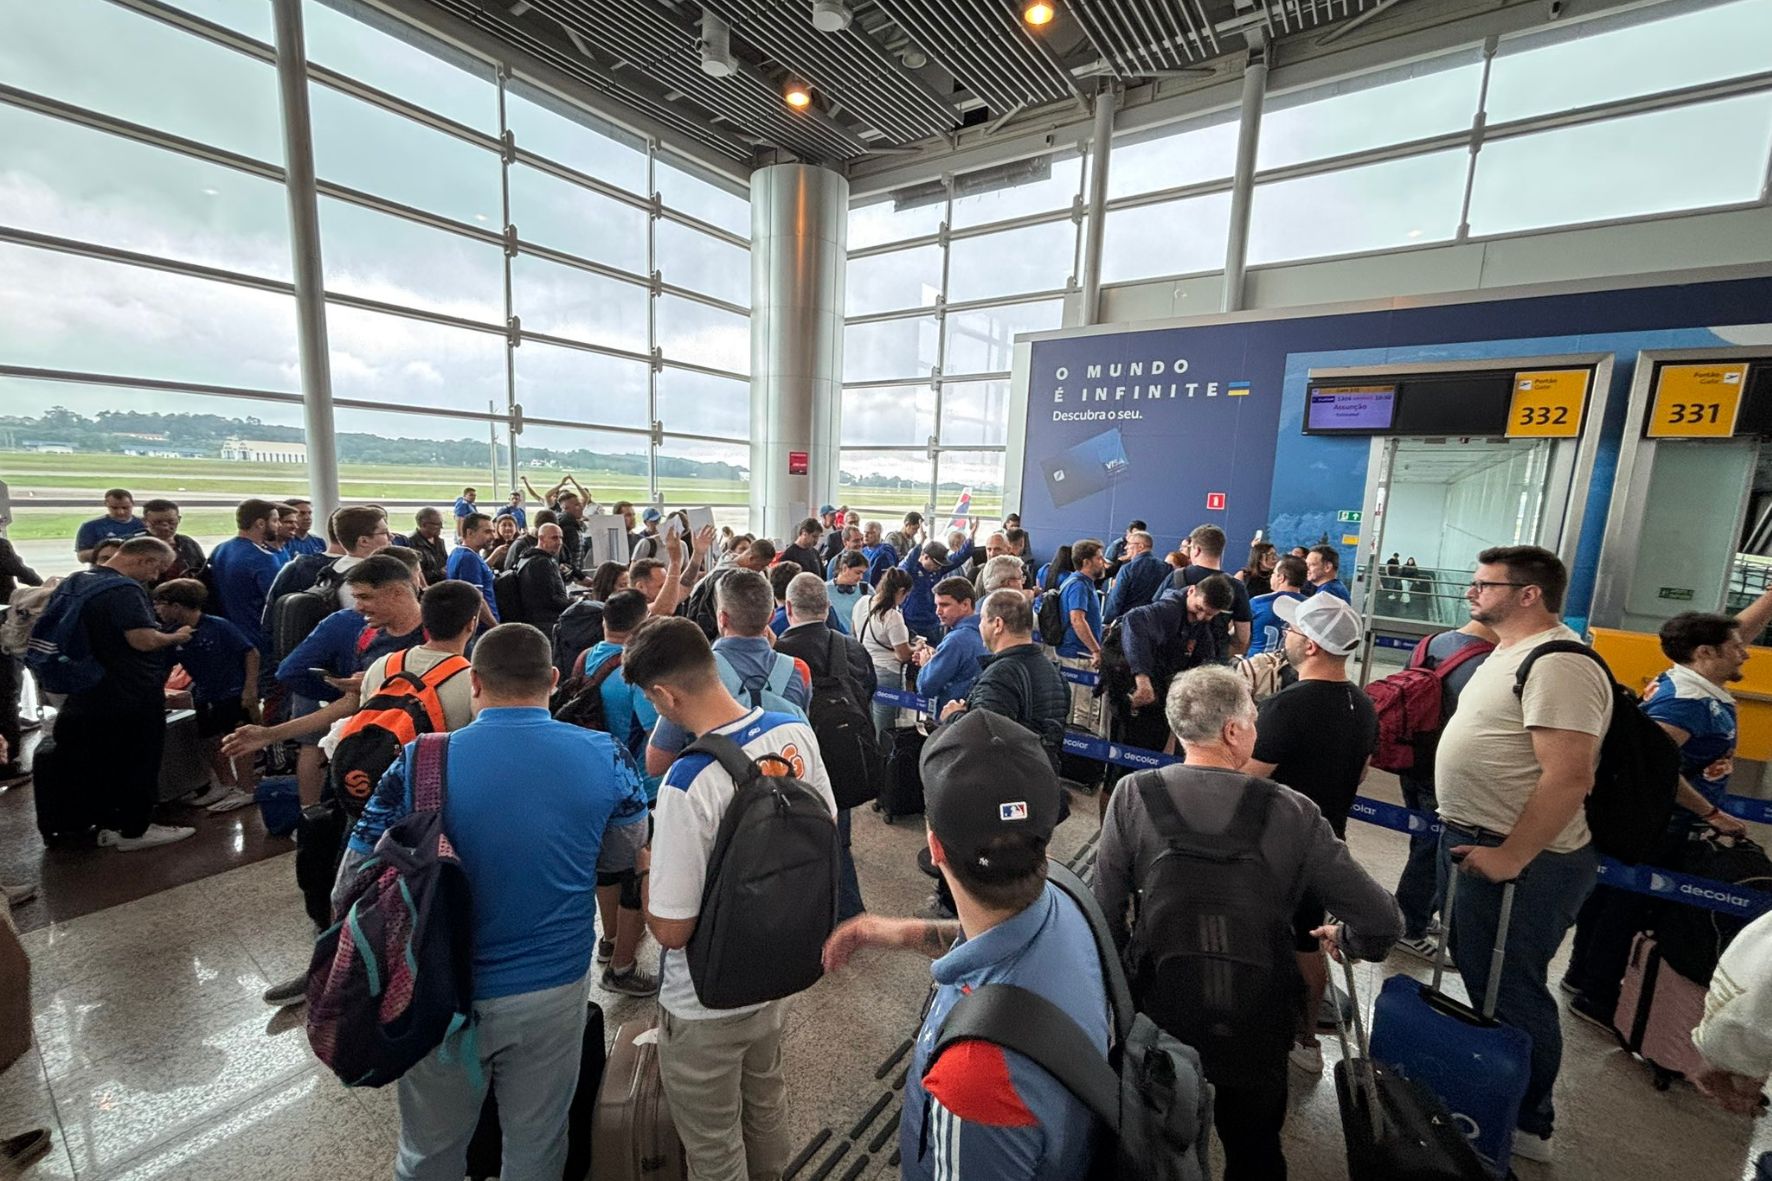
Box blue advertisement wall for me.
[1019,273,1772,620]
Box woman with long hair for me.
[484,513,523,570]
[856,568,916,737]
[1238,541,1277,596]
[1037,544,1075,593]
[588,560,629,601]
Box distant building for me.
[221,437,306,463]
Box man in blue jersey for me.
[74,488,146,564]
[1055,539,1108,732]
[899,524,979,643]
[1304,545,1351,602]
[452,486,478,538]
[447,512,501,628]
[625,616,837,1181]
[493,491,527,532]
[343,622,649,1181]
[823,710,1107,1181]
[1562,601,1766,1027]
[206,498,284,653]
[1246,555,1308,655]
[284,498,327,558]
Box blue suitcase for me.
[1369,872,1531,1177]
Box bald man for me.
[512,522,572,633]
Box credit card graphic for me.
[1041,427,1130,508]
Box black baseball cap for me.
[920,711,1060,873]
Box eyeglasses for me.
[1466,580,1530,593]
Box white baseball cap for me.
[1274,593,1362,656]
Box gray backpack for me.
[929,862,1213,1181]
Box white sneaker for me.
[1288,1039,1324,1075]
[1512,1129,1554,1164]
[1393,934,1451,966]
[204,789,255,814]
[187,780,231,808]
[98,824,196,851]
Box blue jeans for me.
[1395,776,1447,939]
[1437,825,1598,1138]
[871,700,899,740]
[837,807,865,921]
[394,974,588,1181]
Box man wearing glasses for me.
[1430,545,1611,1166]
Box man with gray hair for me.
[941,589,1068,772]
[977,553,1034,601]
[1093,664,1400,1179]
[775,572,874,920]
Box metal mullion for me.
[657,282,750,319]
[1480,69,1772,146]
[0,226,294,294]
[0,84,285,184]
[848,232,944,260]
[844,305,941,327]
[519,329,656,368]
[324,291,507,336]
[647,139,660,506]
[842,376,935,391]
[933,370,1012,385]
[944,205,1077,242]
[658,357,751,383]
[499,66,519,488]
[835,444,929,452]
[1103,174,1237,214]
[511,413,654,438]
[332,397,508,425]
[305,63,503,153]
[511,148,654,215]
[0,365,302,404]
[1250,128,1472,186]
[658,428,752,445]
[1456,38,1496,242]
[515,238,654,290]
[107,0,274,62]
[941,290,1068,315]
[929,444,1006,453]
[929,180,954,516]
[656,206,750,250]
[314,179,507,247]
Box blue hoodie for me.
[918,614,986,710]
[898,538,976,632]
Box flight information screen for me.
[1306,385,1399,433]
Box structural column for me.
[272,0,339,521]
[1221,41,1268,314]
[1078,85,1117,326]
[749,164,848,541]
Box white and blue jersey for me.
[1641,662,1737,833]
[903,883,1109,1181]
[1248,590,1304,656]
[649,707,835,1021]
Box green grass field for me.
[2,449,1003,543]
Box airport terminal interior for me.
[4,0,1772,1177]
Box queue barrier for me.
[873,689,1772,920]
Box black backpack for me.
[682,569,727,640]
[804,631,882,810]
[929,862,1213,1181]
[679,731,838,1009]
[1654,832,1772,985]
[270,565,345,663]
[551,598,605,676]
[1037,587,1067,648]
[1513,641,1680,865]
[1124,774,1301,1088]
[491,557,532,625]
[551,652,627,736]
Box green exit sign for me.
[1337,510,1363,523]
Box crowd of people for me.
[1,488,1768,1181]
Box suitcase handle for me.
[1434,852,1517,1022]
[1328,949,1384,1146]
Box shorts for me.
[595,816,650,883]
[195,697,246,739]
[1292,891,1326,953]
[289,695,323,748]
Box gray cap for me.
[1274,593,1362,656]
[922,540,949,563]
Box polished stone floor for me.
[2,771,1768,1180]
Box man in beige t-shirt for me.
[1432,546,1609,1166]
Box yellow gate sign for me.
[1507,369,1590,438]
[1648,363,1749,438]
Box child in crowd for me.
[152,578,261,812]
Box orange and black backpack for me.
[329,649,471,817]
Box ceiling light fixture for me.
[811,0,852,32]
[784,80,813,108]
[698,9,737,78]
[1023,0,1055,27]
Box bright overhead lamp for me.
[784,80,813,108]
[1023,0,1055,27]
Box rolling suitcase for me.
[593,1017,687,1181]
[1613,932,1708,1090]
[1331,953,1489,1181]
[157,708,209,802]
[467,1001,607,1181]
[30,737,90,844]
[875,725,926,822]
[1369,868,1531,1177]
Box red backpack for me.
[330,649,470,816]
[1365,634,1494,774]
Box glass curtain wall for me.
[841,157,1082,532]
[0,0,752,575]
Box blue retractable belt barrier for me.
[873,689,1772,920]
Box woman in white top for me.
[853,568,915,737]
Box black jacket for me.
[0,539,42,603]
[514,552,571,634]
[964,642,1069,769]
[405,533,450,586]
[775,621,876,714]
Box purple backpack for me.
[306,732,477,1087]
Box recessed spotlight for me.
[1406,228,1423,238]
[784,80,812,108]
[1023,0,1055,27]
[811,0,852,32]
[201,187,220,196]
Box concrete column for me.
[271,0,338,521]
[1221,46,1268,315]
[749,164,848,541]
